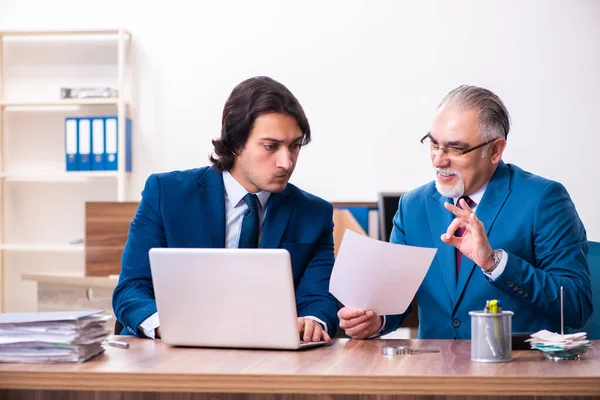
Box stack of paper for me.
[527,329,591,357]
[0,310,110,363]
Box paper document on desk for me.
[0,310,110,363]
[329,230,436,315]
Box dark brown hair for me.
[210,76,311,171]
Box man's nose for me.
[432,149,450,168]
[276,150,292,170]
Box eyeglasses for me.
[420,133,499,157]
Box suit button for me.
[518,288,524,294]
[513,286,519,291]
[523,292,529,298]
[507,281,514,287]
[452,319,461,328]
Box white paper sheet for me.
[329,230,437,315]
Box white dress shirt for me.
[140,171,326,338]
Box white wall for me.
[2,0,599,239]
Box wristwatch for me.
[483,249,503,274]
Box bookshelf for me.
[0,29,133,312]
[1,98,120,107]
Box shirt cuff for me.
[483,250,508,281]
[139,312,160,339]
[302,315,327,334]
[368,315,386,339]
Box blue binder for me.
[104,117,118,171]
[91,118,106,171]
[104,117,132,171]
[78,118,92,171]
[65,118,79,171]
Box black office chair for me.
[114,319,125,335]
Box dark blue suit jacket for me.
[383,161,593,339]
[113,167,339,337]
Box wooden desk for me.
[1,338,599,399]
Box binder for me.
[65,118,78,171]
[78,118,92,171]
[104,117,133,172]
[104,117,118,171]
[126,118,132,172]
[91,118,106,171]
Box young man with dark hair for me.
[113,76,339,342]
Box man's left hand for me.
[298,317,331,342]
[441,199,494,270]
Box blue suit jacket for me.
[383,161,593,339]
[113,167,339,337]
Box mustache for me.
[435,168,461,178]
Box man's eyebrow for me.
[429,133,469,147]
[258,136,304,144]
[259,137,284,143]
[445,140,469,147]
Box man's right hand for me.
[338,307,382,339]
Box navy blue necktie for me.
[238,193,259,248]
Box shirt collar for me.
[453,182,488,207]
[222,171,271,209]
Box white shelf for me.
[0,29,131,37]
[22,273,118,288]
[0,27,133,312]
[0,243,84,254]
[1,99,122,109]
[0,171,125,182]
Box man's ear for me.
[490,138,507,164]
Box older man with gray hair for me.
[338,85,593,339]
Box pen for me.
[106,340,130,349]
[560,286,564,339]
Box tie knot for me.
[243,193,259,211]
[457,196,475,209]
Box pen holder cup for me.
[469,310,514,363]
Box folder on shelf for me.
[104,117,132,172]
[91,118,106,171]
[65,118,79,171]
[78,118,92,171]
[105,117,118,171]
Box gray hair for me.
[439,85,510,145]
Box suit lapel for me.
[426,191,457,303]
[196,167,226,248]
[454,162,512,308]
[260,188,292,248]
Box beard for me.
[434,168,465,198]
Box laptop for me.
[148,248,328,350]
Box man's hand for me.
[155,327,161,339]
[338,307,382,339]
[442,199,494,270]
[298,318,331,342]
